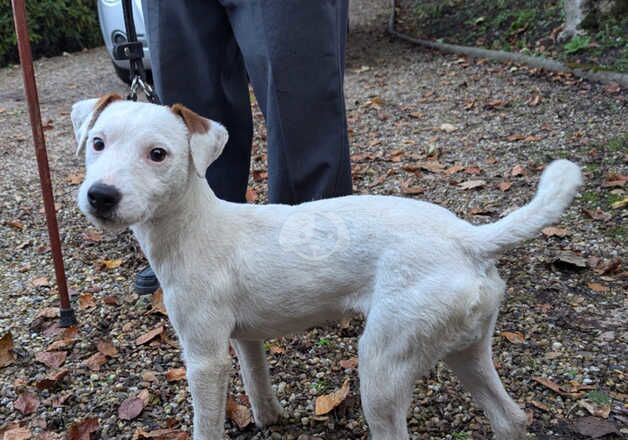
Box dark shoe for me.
[135,266,160,295]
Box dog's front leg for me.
[232,339,283,426]
[185,341,232,440]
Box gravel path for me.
[1,1,626,439]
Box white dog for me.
[71,94,582,440]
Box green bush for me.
[0,0,102,67]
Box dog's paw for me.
[252,398,283,427]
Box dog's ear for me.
[71,94,122,156]
[171,104,229,177]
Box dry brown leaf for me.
[2,425,32,440]
[78,293,96,310]
[66,173,84,185]
[36,351,67,369]
[97,340,118,357]
[603,82,621,94]
[0,332,16,368]
[83,352,108,371]
[226,398,252,429]
[118,396,146,420]
[52,391,72,408]
[506,133,525,142]
[500,331,525,344]
[587,282,609,293]
[31,276,51,288]
[133,428,190,440]
[141,371,158,382]
[46,338,74,351]
[36,368,69,390]
[552,251,587,270]
[582,207,611,222]
[511,165,526,176]
[579,399,611,418]
[400,181,424,195]
[268,344,285,354]
[458,180,486,190]
[527,94,542,107]
[602,173,627,188]
[315,379,350,416]
[103,295,120,306]
[246,188,258,203]
[138,389,151,405]
[532,377,585,398]
[416,161,445,173]
[7,220,25,230]
[136,326,164,345]
[498,181,512,192]
[542,226,570,238]
[464,165,482,175]
[166,367,186,382]
[150,289,167,316]
[67,417,99,440]
[445,164,465,175]
[339,357,358,369]
[14,391,40,414]
[530,400,550,412]
[37,307,59,319]
[84,230,102,242]
[98,259,122,270]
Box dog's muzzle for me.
[87,182,122,218]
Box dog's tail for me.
[473,160,582,256]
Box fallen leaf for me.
[602,173,627,188]
[445,164,465,175]
[416,161,445,173]
[552,251,587,270]
[498,181,512,192]
[603,82,621,94]
[571,416,618,438]
[67,417,99,440]
[511,164,526,176]
[245,188,257,203]
[579,399,611,418]
[587,282,609,293]
[78,293,96,310]
[7,219,25,230]
[2,425,32,440]
[119,396,146,420]
[400,181,423,195]
[66,173,84,185]
[14,391,40,414]
[458,180,486,190]
[47,338,74,351]
[83,230,102,242]
[97,340,118,357]
[589,256,622,275]
[530,400,550,412]
[0,332,15,367]
[542,226,570,238]
[98,259,122,270]
[83,352,108,371]
[339,357,358,369]
[37,307,59,319]
[527,94,542,107]
[136,326,164,345]
[138,389,151,405]
[149,289,167,316]
[610,196,628,209]
[35,351,67,369]
[166,367,186,382]
[582,207,611,222]
[226,398,252,429]
[532,377,586,398]
[142,371,158,382]
[36,368,69,389]
[439,123,457,133]
[507,133,525,142]
[133,428,190,440]
[103,295,120,306]
[31,276,50,288]
[52,392,72,407]
[315,379,350,416]
[500,331,525,344]
[268,344,285,354]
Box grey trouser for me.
[141,0,352,204]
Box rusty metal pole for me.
[11,0,77,327]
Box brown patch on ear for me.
[171,104,210,134]
[77,93,123,153]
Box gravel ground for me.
[1,1,626,439]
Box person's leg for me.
[142,0,252,202]
[137,0,252,293]
[224,0,352,204]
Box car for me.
[97,0,152,85]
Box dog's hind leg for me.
[444,313,527,440]
[232,339,283,427]
[358,309,425,440]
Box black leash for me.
[113,0,161,104]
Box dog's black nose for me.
[87,183,121,215]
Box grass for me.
[564,35,592,54]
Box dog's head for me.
[71,95,228,230]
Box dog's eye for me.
[149,148,167,162]
[93,137,105,151]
